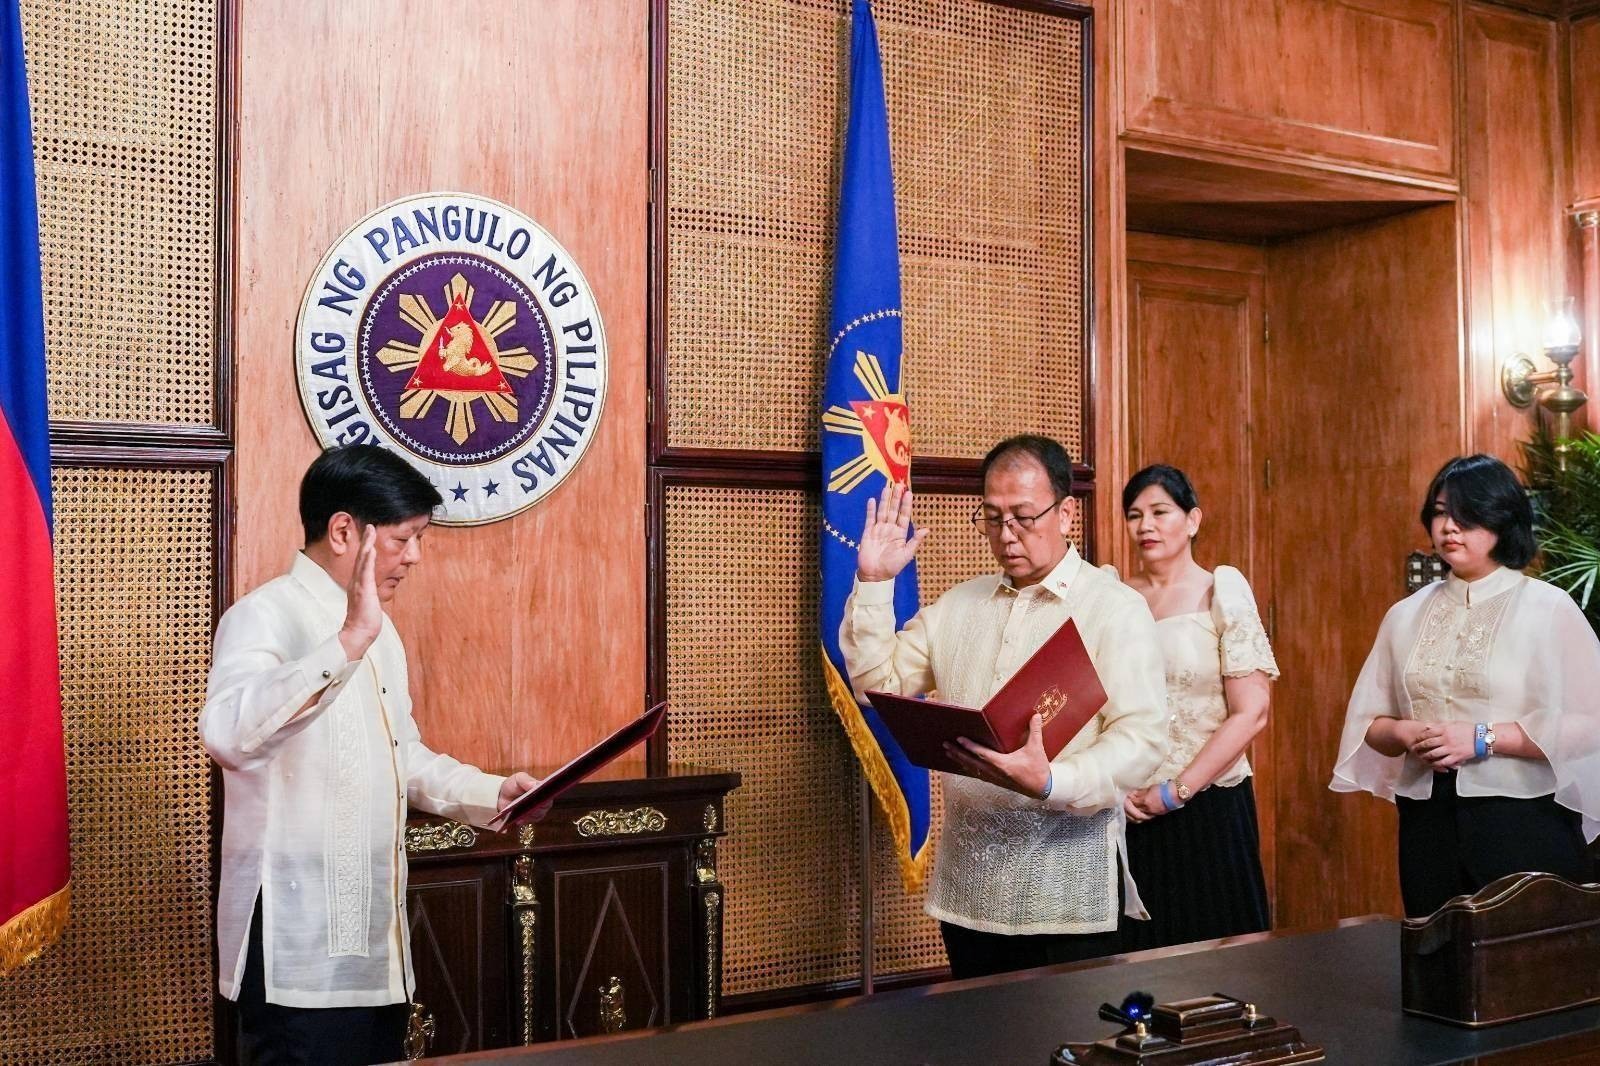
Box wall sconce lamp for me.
[1502,298,1588,447]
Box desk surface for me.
[429,918,1600,1065]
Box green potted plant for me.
[1520,427,1600,637]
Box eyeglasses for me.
[969,498,1063,537]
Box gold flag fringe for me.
[822,650,930,894]
[0,883,70,975]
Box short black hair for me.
[1122,464,1199,513]
[299,444,443,545]
[980,435,1075,499]
[1420,454,1536,569]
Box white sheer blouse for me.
[1331,566,1600,842]
[1145,565,1279,788]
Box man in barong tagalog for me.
[200,445,538,1066]
[840,434,1169,979]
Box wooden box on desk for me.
[1401,873,1600,1027]
[402,764,740,1057]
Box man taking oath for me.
[841,434,1167,979]
[201,445,537,1065]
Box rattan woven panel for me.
[0,468,215,1065]
[663,485,864,994]
[20,0,218,425]
[666,0,1084,458]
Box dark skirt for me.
[1119,777,1271,952]
[1395,769,1594,919]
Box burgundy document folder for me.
[488,701,668,830]
[865,619,1106,777]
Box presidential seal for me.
[295,192,608,525]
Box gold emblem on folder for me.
[1034,686,1069,725]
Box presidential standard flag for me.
[819,0,930,893]
[0,0,70,974]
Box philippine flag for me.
[0,0,70,973]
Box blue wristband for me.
[1158,779,1180,811]
[1473,722,1488,760]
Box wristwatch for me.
[1173,779,1193,804]
[1483,726,1497,757]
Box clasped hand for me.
[498,771,540,809]
[1407,720,1477,770]
[1123,786,1170,823]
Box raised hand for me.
[856,481,929,583]
[338,525,382,662]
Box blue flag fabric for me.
[819,0,930,893]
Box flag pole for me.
[858,774,875,995]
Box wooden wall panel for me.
[1265,205,1462,930]
[1093,0,1132,567]
[1121,0,1458,182]
[1572,16,1600,209]
[234,1,649,771]
[1462,4,1566,463]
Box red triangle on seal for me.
[405,293,513,394]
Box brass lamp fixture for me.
[1502,297,1588,450]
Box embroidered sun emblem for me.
[822,350,912,493]
[372,272,540,445]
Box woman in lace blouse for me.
[1332,454,1600,918]
[1112,465,1278,951]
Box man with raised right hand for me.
[201,444,536,1066]
[840,434,1167,979]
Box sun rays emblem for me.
[373,272,540,445]
[823,350,912,493]
[296,192,608,526]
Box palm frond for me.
[1520,427,1600,635]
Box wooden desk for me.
[402,764,740,1057]
[416,918,1600,1065]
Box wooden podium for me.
[401,764,740,1057]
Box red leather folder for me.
[865,619,1106,777]
[488,701,668,830]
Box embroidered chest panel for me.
[1403,587,1514,719]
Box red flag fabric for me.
[0,0,70,973]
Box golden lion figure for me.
[437,321,492,377]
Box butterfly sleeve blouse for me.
[1330,566,1600,842]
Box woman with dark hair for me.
[1332,454,1600,918]
[1111,464,1277,951]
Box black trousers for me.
[1395,771,1594,919]
[940,920,1122,980]
[236,898,409,1066]
[939,874,1125,980]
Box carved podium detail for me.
[404,767,738,1053]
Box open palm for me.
[856,482,928,582]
